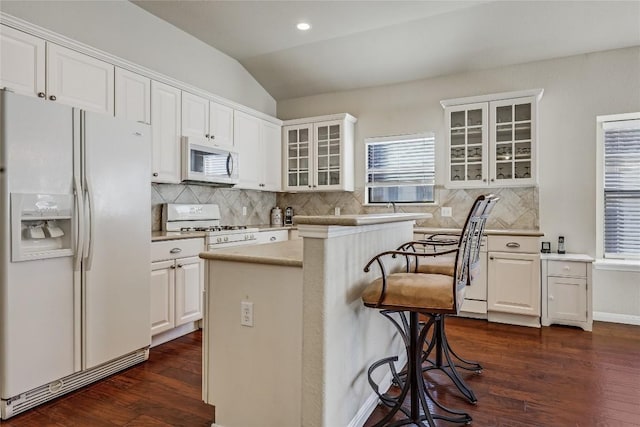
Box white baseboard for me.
[347,353,407,427]
[151,322,199,348]
[593,311,640,326]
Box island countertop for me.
[200,239,303,267]
[293,213,431,226]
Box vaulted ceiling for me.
[133,1,640,101]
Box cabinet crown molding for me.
[440,89,544,108]
[282,113,357,126]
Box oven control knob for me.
[217,237,222,243]
[224,236,229,242]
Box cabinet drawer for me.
[548,260,587,278]
[488,235,538,253]
[151,238,204,261]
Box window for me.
[597,114,640,260]
[365,133,435,204]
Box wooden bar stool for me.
[362,194,498,426]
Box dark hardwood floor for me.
[2,318,639,426]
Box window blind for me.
[365,133,435,203]
[603,119,640,258]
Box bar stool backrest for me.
[452,194,499,312]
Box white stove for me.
[162,203,258,249]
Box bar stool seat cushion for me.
[415,263,455,276]
[362,272,454,311]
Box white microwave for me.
[181,137,239,185]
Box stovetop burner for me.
[180,225,249,232]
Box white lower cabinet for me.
[150,238,204,343]
[541,254,593,331]
[487,235,541,327]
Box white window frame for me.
[364,132,436,205]
[596,112,640,265]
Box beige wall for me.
[0,0,276,115]
[278,47,640,319]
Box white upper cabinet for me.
[115,67,150,124]
[283,114,356,192]
[0,25,45,98]
[261,120,282,192]
[209,101,234,149]
[46,43,114,115]
[234,111,282,191]
[151,80,181,184]
[182,91,235,149]
[443,90,542,189]
[182,92,209,139]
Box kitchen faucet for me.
[387,202,397,213]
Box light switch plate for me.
[241,301,253,327]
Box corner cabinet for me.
[442,90,542,188]
[282,113,357,192]
[235,111,282,191]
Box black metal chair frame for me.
[363,194,498,426]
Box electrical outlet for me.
[441,207,452,217]
[334,207,341,216]
[241,301,253,327]
[242,206,247,216]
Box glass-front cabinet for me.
[444,91,541,188]
[283,114,356,192]
[446,102,489,186]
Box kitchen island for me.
[200,213,429,427]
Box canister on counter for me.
[270,206,283,226]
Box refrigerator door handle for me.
[84,177,95,271]
[73,176,85,271]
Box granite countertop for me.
[255,224,297,231]
[294,213,431,227]
[200,239,303,267]
[152,231,207,242]
[413,227,544,237]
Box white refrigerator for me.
[0,91,151,418]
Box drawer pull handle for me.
[170,248,182,254]
[506,242,520,248]
[563,266,571,270]
[270,236,276,241]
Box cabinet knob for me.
[49,95,57,101]
[549,295,554,300]
[37,92,46,98]
[308,185,312,188]
[211,135,215,140]
[152,172,159,177]
[177,264,183,268]
[205,134,210,138]
[483,179,487,182]
[270,236,276,241]
[490,256,494,260]
[490,178,495,182]
[170,265,176,269]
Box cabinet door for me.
[314,120,343,190]
[115,67,150,124]
[151,260,175,336]
[547,277,587,322]
[151,80,181,183]
[0,25,45,97]
[487,252,540,316]
[261,120,282,191]
[256,230,289,244]
[466,251,487,301]
[182,91,209,139]
[209,101,234,149]
[235,111,262,190]
[489,96,536,186]
[175,256,204,326]
[46,43,114,114]
[445,103,489,188]
[283,124,313,191]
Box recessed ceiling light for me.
[297,22,311,31]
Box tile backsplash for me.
[277,187,539,230]
[151,183,276,231]
[152,184,538,231]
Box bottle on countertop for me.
[270,206,283,227]
[558,236,566,254]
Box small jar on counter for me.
[270,207,283,226]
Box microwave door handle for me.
[226,153,234,178]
